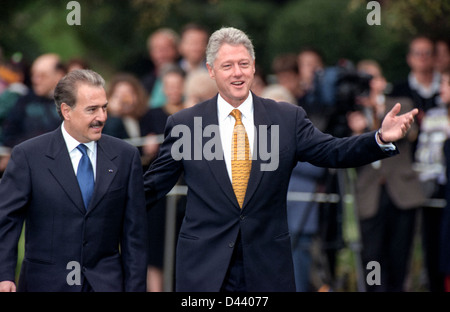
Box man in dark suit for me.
[0,69,148,292]
[143,27,418,292]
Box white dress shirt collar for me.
[61,121,97,179]
[61,121,96,155]
[216,92,255,182]
[217,92,254,122]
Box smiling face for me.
[62,83,108,143]
[207,43,255,107]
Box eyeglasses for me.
[409,50,434,58]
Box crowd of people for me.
[0,22,450,292]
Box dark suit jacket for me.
[440,138,450,274]
[0,126,148,292]
[144,93,397,292]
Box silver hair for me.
[206,27,255,67]
[54,69,105,119]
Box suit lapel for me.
[242,95,273,209]
[201,97,239,208]
[88,137,117,213]
[200,94,274,210]
[46,127,86,214]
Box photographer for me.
[349,60,425,291]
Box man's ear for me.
[207,64,215,80]
[60,103,71,120]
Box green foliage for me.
[267,0,410,82]
[1,0,449,83]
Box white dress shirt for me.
[217,93,254,183]
[61,122,97,180]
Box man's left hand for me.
[378,103,418,143]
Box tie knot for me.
[230,109,242,122]
[77,144,88,156]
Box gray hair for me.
[206,27,255,67]
[54,69,105,119]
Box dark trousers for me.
[422,205,445,292]
[360,185,417,292]
[221,233,246,292]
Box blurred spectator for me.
[355,60,389,131]
[415,66,450,292]
[103,72,150,142]
[0,58,29,133]
[390,36,441,121]
[350,60,425,291]
[391,35,444,292]
[183,68,217,109]
[261,84,295,104]
[271,53,302,101]
[441,69,450,290]
[66,57,90,72]
[144,64,186,292]
[295,49,343,285]
[434,39,450,74]
[251,65,268,97]
[0,57,29,175]
[0,48,8,94]
[0,61,24,95]
[297,47,330,132]
[1,53,65,149]
[262,83,327,291]
[142,28,180,109]
[298,47,325,100]
[178,23,209,73]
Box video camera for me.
[311,59,373,137]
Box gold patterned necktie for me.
[230,109,252,208]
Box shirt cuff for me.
[375,131,396,152]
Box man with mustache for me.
[0,69,148,292]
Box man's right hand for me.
[0,281,17,292]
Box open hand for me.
[379,103,418,143]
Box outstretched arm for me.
[377,103,418,144]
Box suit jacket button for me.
[228,242,234,248]
[240,215,245,220]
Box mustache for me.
[89,121,105,127]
